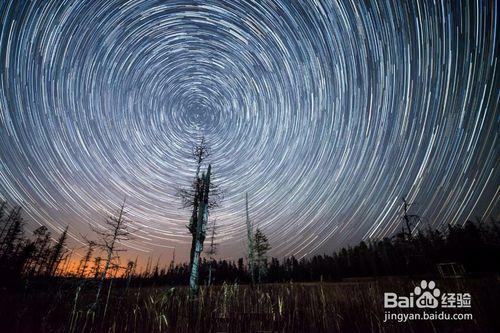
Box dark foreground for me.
[1,277,499,333]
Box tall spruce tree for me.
[254,228,270,283]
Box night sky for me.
[0,0,498,264]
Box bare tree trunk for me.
[246,193,255,286]
[189,165,211,296]
[207,219,217,287]
[95,203,125,304]
[188,140,205,268]
[402,197,412,239]
[95,242,113,304]
[208,264,213,287]
[79,242,94,278]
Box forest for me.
[0,197,499,332]
[2,200,499,286]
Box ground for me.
[1,277,499,332]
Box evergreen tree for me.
[254,228,270,283]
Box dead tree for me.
[46,225,69,276]
[0,206,23,257]
[93,257,102,279]
[78,240,95,278]
[178,139,222,296]
[61,249,74,276]
[25,225,51,276]
[184,139,208,268]
[246,193,255,286]
[180,139,222,268]
[400,197,422,276]
[91,200,132,304]
[401,197,421,239]
[189,164,211,296]
[206,218,218,286]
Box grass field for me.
[1,277,499,332]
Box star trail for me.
[0,0,498,263]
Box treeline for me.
[266,220,500,282]
[0,202,71,288]
[141,219,500,285]
[1,200,499,290]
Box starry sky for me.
[0,0,498,264]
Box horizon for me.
[0,0,498,269]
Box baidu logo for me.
[384,280,471,309]
[413,280,440,308]
[383,280,473,322]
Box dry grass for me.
[1,277,499,332]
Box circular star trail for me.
[0,0,498,262]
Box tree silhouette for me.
[178,139,222,296]
[206,218,218,286]
[188,164,211,296]
[77,240,95,278]
[45,225,68,276]
[254,228,270,283]
[245,193,256,286]
[180,139,222,265]
[91,200,132,304]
